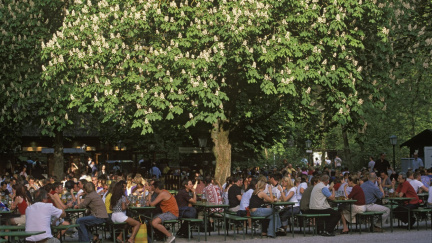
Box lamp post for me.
[389,135,397,169]
[306,140,312,166]
[198,138,207,153]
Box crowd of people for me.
[0,153,431,243]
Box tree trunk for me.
[342,127,351,168]
[53,130,64,179]
[212,120,231,185]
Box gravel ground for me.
[61,220,432,243]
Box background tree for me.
[0,0,76,178]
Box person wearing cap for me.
[412,152,424,171]
[375,153,390,175]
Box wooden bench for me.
[181,218,203,241]
[224,214,248,240]
[355,211,385,234]
[411,207,432,231]
[245,216,266,239]
[52,224,79,243]
[0,225,25,231]
[296,214,330,236]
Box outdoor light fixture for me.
[198,138,207,153]
[305,140,312,148]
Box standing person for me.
[309,174,340,236]
[325,157,332,168]
[149,163,162,179]
[249,180,283,238]
[228,177,243,212]
[375,153,390,175]
[334,156,342,169]
[110,182,141,243]
[368,156,375,172]
[391,173,420,228]
[25,189,66,243]
[74,182,109,242]
[147,181,178,243]
[339,176,366,234]
[412,152,424,171]
[175,180,197,238]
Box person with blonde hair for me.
[125,174,135,196]
[249,180,283,237]
[279,176,300,230]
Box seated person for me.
[391,172,420,227]
[249,180,282,237]
[75,182,109,242]
[340,176,366,234]
[25,189,66,243]
[175,180,197,238]
[110,181,141,243]
[279,176,300,230]
[309,174,340,236]
[409,172,429,194]
[147,181,178,243]
[228,177,243,212]
[9,184,30,226]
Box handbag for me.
[135,216,148,243]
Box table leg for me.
[204,209,207,241]
[390,201,394,232]
[291,205,294,238]
[223,208,226,241]
[349,203,352,234]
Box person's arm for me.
[75,192,91,209]
[10,196,23,211]
[121,196,129,210]
[343,183,349,198]
[376,177,385,198]
[189,187,197,204]
[51,193,70,210]
[149,191,168,206]
[283,190,295,202]
[419,185,429,193]
[261,188,274,203]
[300,185,305,194]
[49,193,66,218]
[322,187,335,200]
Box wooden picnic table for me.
[0,231,45,243]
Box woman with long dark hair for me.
[9,184,31,225]
[110,182,141,243]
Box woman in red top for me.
[9,184,31,225]
[340,176,366,233]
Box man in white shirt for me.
[409,172,429,193]
[265,173,282,200]
[25,189,66,243]
[309,174,339,236]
